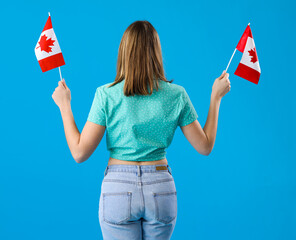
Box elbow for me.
[203,141,214,156]
[74,157,82,164]
[74,158,83,164]
[201,133,213,156]
[204,148,212,156]
[202,148,212,156]
[197,145,212,156]
[73,153,86,164]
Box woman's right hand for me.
[211,70,231,101]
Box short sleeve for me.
[87,87,106,126]
[178,87,198,127]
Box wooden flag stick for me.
[59,67,63,81]
[225,48,237,72]
[225,22,250,72]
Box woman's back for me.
[87,79,198,161]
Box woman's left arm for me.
[52,79,106,163]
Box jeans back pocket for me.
[153,191,177,224]
[103,192,132,225]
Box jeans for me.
[98,164,177,240]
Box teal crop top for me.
[87,79,198,161]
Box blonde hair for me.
[108,20,173,96]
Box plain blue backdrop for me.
[1,0,295,239]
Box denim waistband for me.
[104,164,172,177]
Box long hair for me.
[107,20,173,96]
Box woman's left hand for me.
[52,79,71,109]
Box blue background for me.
[1,0,295,239]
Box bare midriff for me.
[108,157,168,166]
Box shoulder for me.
[160,81,185,97]
[167,82,185,92]
[94,82,116,96]
[96,82,113,91]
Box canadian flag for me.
[35,15,65,72]
[234,25,261,84]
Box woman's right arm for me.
[180,71,230,155]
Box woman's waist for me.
[108,157,168,166]
[104,160,173,179]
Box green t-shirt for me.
[87,79,198,161]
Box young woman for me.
[52,20,230,240]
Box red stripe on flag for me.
[38,53,65,72]
[234,63,260,84]
[236,25,253,52]
[42,16,53,32]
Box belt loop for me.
[104,166,108,177]
[137,165,141,177]
[167,165,172,175]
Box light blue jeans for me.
[98,164,177,240]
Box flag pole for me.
[58,67,63,81]
[225,22,250,72]
[225,49,237,72]
[49,12,63,81]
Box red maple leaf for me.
[248,47,258,63]
[36,34,55,53]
